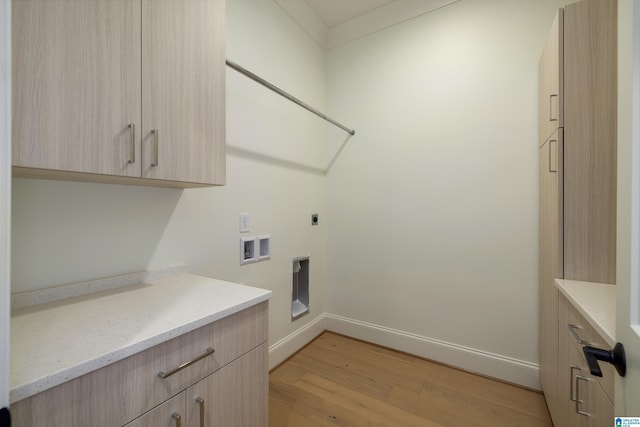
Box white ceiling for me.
[274,0,460,49]
[304,0,397,28]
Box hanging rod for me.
[226,59,356,136]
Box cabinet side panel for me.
[563,0,617,284]
[538,130,563,425]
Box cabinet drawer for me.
[559,295,614,403]
[11,302,268,427]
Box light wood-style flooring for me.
[269,332,552,427]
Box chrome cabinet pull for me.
[128,123,136,164]
[568,324,591,345]
[569,365,581,401]
[151,129,159,167]
[158,347,215,379]
[548,139,558,173]
[196,397,205,427]
[549,94,558,121]
[575,375,591,416]
[172,412,182,427]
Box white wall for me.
[11,0,574,389]
[324,0,562,387]
[11,0,330,368]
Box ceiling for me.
[304,0,397,28]
[274,0,460,49]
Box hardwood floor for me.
[269,332,553,427]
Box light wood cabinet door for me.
[125,393,186,427]
[538,130,563,425]
[563,0,617,284]
[12,0,141,177]
[538,9,563,146]
[141,0,226,185]
[186,343,268,427]
[565,343,614,427]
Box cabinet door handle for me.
[128,123,136,164]
[548,139,558,173]
[158,347,215,379]
[568,324,591,345]
[196,396,205,427]
[172,412,182,427]
[151,129,159,167]
[569,365,581,401]
[575,375,591,417]
[549,94,558,121]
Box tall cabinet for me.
[538,0,617,425]
[12,0,226,188]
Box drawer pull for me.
[575,375,591,417]
[569,365,581,401]
[158,347,215,379]
[568,324,591,345]
[196,397,205,427]
[549,94,558,121]
[172,412,182,427]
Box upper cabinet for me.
[12,0,226,188]
[538,9,563,147]
[141,0,225,185]
[12,1,142,178]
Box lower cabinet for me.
[10,302,268,427]
[126,343,268,427]
[557,295,614,426]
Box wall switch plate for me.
[311,213,319,226]
[239,213,250,233]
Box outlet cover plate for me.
[240,213,250,233]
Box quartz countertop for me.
[555,279,616,347]
[10,273,272,403]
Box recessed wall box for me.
[257,235,271,261]
[240,236,257,265]
[291,256,310,320]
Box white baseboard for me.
[324,313,541,390]
[268,312,540,390]
[268,313,327,370]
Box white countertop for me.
[10,273,272,403]
[555,279,616,347]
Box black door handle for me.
[0,407,10,427]
[583,342,626,377]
